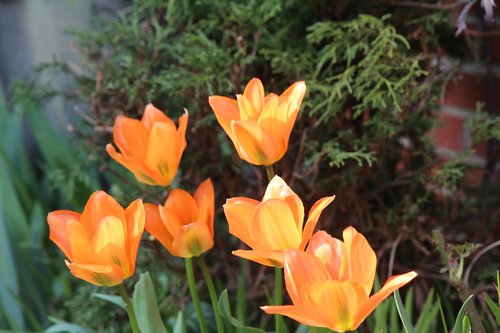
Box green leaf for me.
[453,295,473,333]
[45,317,91,333]
[92,293,125,309]
[394,290,416,333]
[437,296,449,333]
[415,289,440,333]
[217,289,265,333]
[173,311,186,333]
[484,294,500,326]
[132,272,168,333]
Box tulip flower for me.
[144,179,214,258]
[47,191,145,287]
[106,104,188,186]
[223,175,334,267]
[209,78,306,166]
[262,227,417,332]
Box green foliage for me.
[465,102,500,144]
[435,157,466,192]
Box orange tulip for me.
[262,227,417,332]
[106,103,188,186]
[47,191,145,287]
[144,179,214,258]
[223,175,334,267]
[209,78,306,166]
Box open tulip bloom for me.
[262,227,417,332]
[209,78,306,166]
[144,179,215,258]
[106,103,188,186]
[223,175,335,267]
[47,191,145,287]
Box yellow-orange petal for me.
[144,203,175,254]
[89,216,128,272]
[300,196,335,250]
[250,199,301,250]
[279,81,306,109]
[175,109,188,158]
[124,199,145,272]
[145,121,179,185]
[339,226,376,296]
[306,280,367,332]
[47,210,80,259]
[66,261,124,287]
[283,250,330,304]
[232,249,285,267]
[257,97,289,149]
[307,230,344,280]
[243,78,265,113]
[261,305,326,328]
[142,103,175,130]
[231,120,281,165]
[79,191,126,233]
[171,222,214,258]
[353,271,417,328]
[208,96,240,142]
[67,219,91,263]
[262,176,304,230]
[223,197,259,248]
[236,94,259,120]
[164,189,198,225]
[193,179,214,235]
[112,115,149,159]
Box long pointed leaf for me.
[394,290,416,333]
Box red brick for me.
[434,113,467,152]
[443,73,500,110]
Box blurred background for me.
[0,0,499,332]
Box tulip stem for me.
[185,257,208,333]
[117,283,140,333]
[198,256,225,333]
[166,184,173,194]
[265,164,275,182]
[274,266,284,333]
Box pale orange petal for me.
[193,179,214,235]
[142,103,175,130]
[159,207,185,241]
[232,249,285,267]
[112,115,149,159]
[261,305,326,328]
[236,94,259,120]
[79,191,125,233]
[262,176,304,230]
[339,226,376,296]
[250,199,301,250]
[175,109,188,159]
[257,97,289,149]
[283,250,330,304]
[208,96,240,142]
[164,189,198,225]
[223,197,259,248]
[144,203,175,254]
[47,210,80,260]
[145,121,179,185]
[89,216,129,273]
[353,271,417,329]
[67,220,91,263]
[171,222,214,258]
[124,199,145,274]
[300,196,335,249]
[307,230,344,280]
[243,78,265,113]
[279,81,306,144]
[66,261,124,287]
[231,120,282,165]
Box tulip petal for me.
[258,97,289,149]
[279,81,306,145]
[261,305,326,328]
[164,189,198,225]
[47,210,80,259]
[306,280,367,332]
[193,179,214,236]
[172,222,214,258]
[236,94,259,120]
[66,261,124,287]
[145,121,179,185]
[262,176,304,230]
[243,78,265,113]
[144,203,175,254]
[208,96,239,143]
[67,220,91,263]
[250,199,302,250]
[223,197,259,248]
[354,271,417,329]
[159,207,185,240]
[124,199,145,273]
[113,116,149,159]
[283,250,330,304]
[307,230,344,280]
[80,191,126,233]
[232,249,285,267]
[142,103,175,130]
[231,120,281,165]
[175,110,188,158]
[300,196,335,249]
[340,226,376,296]
[89,216,128,272]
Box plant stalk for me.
[275,266,283,333]
[265,164,275,182]
[117,283,140,333]
[198,256,225,333]
[185,257,208,333]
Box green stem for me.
[185,258,208,333]
[265,164,276,182]
[165,184,173,194]
[275,266,283,333]
[117,283,140,333]
[198,256,225,333]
